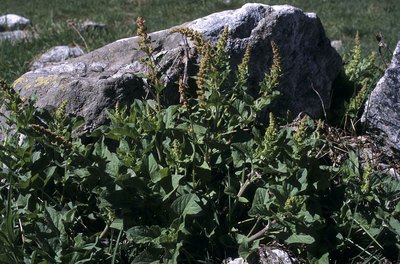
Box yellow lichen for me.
[12,76,26,88]
[33,75,58,89]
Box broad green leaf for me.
[126,226,161,244]
[171,193,202,216]
[231,149,244,168]
[71,117,85,131]
[238,197,249,203]
[285,234,315,244]
[366,227,382,237]
[15,194,31,210]
[105,152,121,177]
[249,188,269,216]
[105,126,140,139]
[232,141,253,157]
[74,168,90,178]
[167,241,183,264]
[341,151,360,180]
[164,105,179,128]
[160,167,170,180]
[175,123,189,131]
[237,234,259,259]
[389,217,400,235]
[148,153,161,183]
[275,161,288,173]
[32,151,41,163]
[395,203,400,213]
[110,219,123,230]
[235,233,248,244]
[316,252,329,264]
[18,173,44,190]
[238,241,250,259]
[45,206,65,235]
[118,138,130,153]
[171,174,184,190]
[43,166,57,186]
[192,124,207,143]
[297,168,308,192]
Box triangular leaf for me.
[285,234,315,244]
[171,193,202,216]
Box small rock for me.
[0,14,34,42]
[30,46,85,71]
[223,245,295,264]
[0,30,33,42]
[223,257,247,264]
[378,163,400,180]
[331,40,343,51]
[258,245,295,264]
[0,14,30,31]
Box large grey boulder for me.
[362,40,400,152]
[12,4,342,131]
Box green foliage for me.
[137,16,165,111]
[340,32,382,133]
[0,26,399,264]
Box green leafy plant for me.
[342,32,381,133]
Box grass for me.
[1,0,399,83]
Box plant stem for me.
[248,220,271,242]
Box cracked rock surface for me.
[362,40,400,153]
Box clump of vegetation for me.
[0,19,399,264]
[341,32,381,133]
[329,31,383,136]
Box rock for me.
[379,163,400,180]
[78,20,106,32]
[258,245,295,264]
[0,30,33,42]
[223,257,247,264]
[0,14,34,42]
[362,40,400,152]
[331,40,343,51]
[223,245,295,264]
[30,46,85,71]
[12,3,342,131]
[0,14,30,31]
